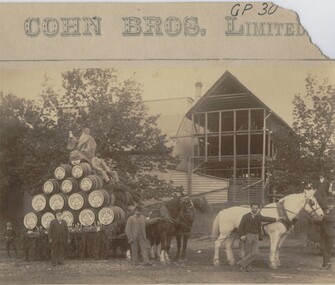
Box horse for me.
[146,196,209,263]
[212,189,324,269]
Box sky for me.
[1,65,335,127]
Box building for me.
[147,71,292,206]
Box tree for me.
[39,69,180,198]
[292,74,335,182]
[268,74,335,194]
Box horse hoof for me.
[228,261,235,266]
[269,264,278,270]
[213,260,220,267]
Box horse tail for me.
[211,212,221,240]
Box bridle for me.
[303,197,322,217]
[177,196,196,230]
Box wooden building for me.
[148,71,292,206]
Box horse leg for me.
[213,234,226,267]
[156,243,161,259]
[275,234,287,267]
[268,233,280,269]
[160,232,166,263]
[181,234,189,261]
[164,234,173,262]
[149,242,155,260]
[175,234,181,261]
[225,238,236,266]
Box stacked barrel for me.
[24,162,132,231]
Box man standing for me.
[125,206,160,266]
[48,210,69,266]
[3,222,18,258]
[319,197,335,270]
[237,202,284,272]
[314,172,331,211]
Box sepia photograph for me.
[0,0,335,284]
[0,65,334,283]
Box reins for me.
[147,198,196,230]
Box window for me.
[236,135,248,155]
[207,112,219,134]
[221,136,233,155]
[236,110,249,131]
[251,109,263,130]
[221,111,233,132]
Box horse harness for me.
[261,196,320,230]
[153,199,196,231]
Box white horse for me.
[212,189,324,269]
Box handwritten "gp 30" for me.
[230,3,278,16]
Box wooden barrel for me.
[72,163,93,179]
[49,193,67,211]
[80,175,103,192]
[124,192,133,205]
[42,179,60,195]
[41,212,55,229]
[113,206,126,221]
[110,193,116,206]
[23,212,39,229]
[61,177,79,194]
[31,194,48,212]
[68,192,88,211]
[62,210,75,226]
[79,208,98,226]
[113,190,126,203]
[88,189,111,208]
[54,164,72,180]
[98,206,126,225]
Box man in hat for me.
[125,206,160,266]
[76,128,97,161]
[3,222,18,258]
[48,210,69,266]
[319,197,335,270]
[68,128,97,164]
[314,172,331,211]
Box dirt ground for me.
[0,237,333,284]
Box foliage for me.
[292,74,335,176]
[266,126,302,194]
[268,74,335,194]
[0,69,180,216]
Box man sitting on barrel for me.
[91,152,120,184]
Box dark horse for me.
[146,196,209,263]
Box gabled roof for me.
[185,71,291,129]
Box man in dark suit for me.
[48,210,69,266]
[125,206,160,266]
[3,222,18,258]
[314,172,331,211]
[319,197,335,270]
[237,202,284,272]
